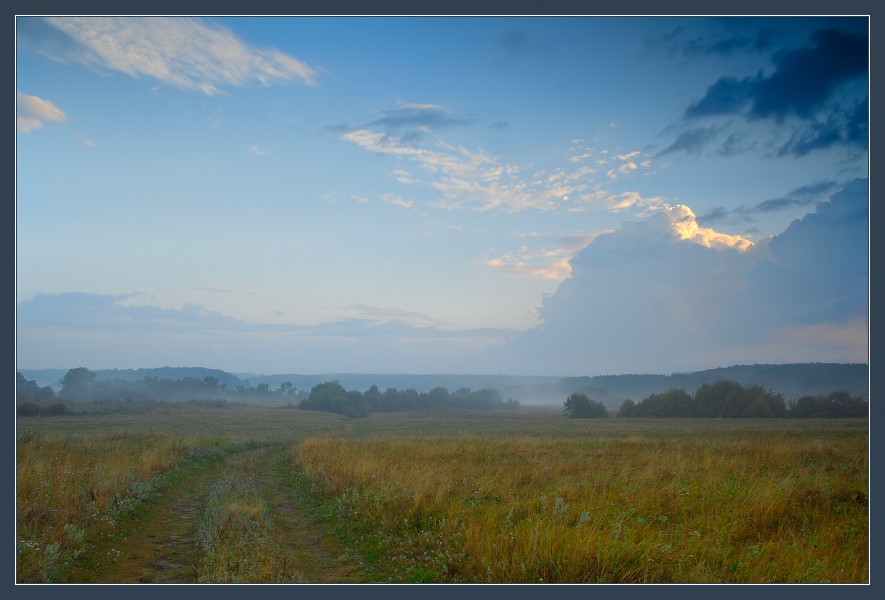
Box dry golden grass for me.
[16,431,219,582]
[294,428,868,582]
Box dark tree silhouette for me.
[563,393,608,418]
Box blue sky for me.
[16,16,869,375]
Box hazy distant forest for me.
[17,367,867,420]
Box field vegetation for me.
[16,430,226,582]
[16,399,868,583]
[294,425,868,582]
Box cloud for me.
[195,287,252,296]
[248,144,275,157]
[618,162,638,176]
[697,180,843,226]
[32,17,315,95]
[484,230,612,281]
[776,98,868,156]
[366,104,472,135]
[380,194,414,208]
[342,126,577,212]
[686,28,866,121]
[647,25,782,59]
[16,292,515,373]
[573,189,670,214]
[341,305,459,329]
[17,91,67,132]
[657,126,721,157]
[680,27,867,158]
[496,179,867,375]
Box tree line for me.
[298,381,520,418]
[564,379,868,419]
[16,368,308,407]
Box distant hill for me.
[19,363,866,407]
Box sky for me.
[15,16,869,376]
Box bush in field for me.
[17,402,41,417]
[563,393,608,418]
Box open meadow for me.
[16,402,868,583]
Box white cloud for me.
[17,117,43,132]
[43,17,315,95]
[17,91,67,132]
[573,190,670,213]
[341,124,600,213]
[381,194,414,208]
[496,180,867,375]
[615,151,640,161]
[484,229,612,281]
[618,161,638,176]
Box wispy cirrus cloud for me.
[341,304,460,329]
[195,287,252,296]
[380,194,414,208]
[17,90,67,132]
[30,17,315,95]
[337,105,604,213]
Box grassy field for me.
[16,402,868,583]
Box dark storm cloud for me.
[717,132,753,156]
[755,181,841,211]
[685,76,757,118]
[685,28,867,122]
[656,126,721,157]
[697,180,842,226]
[646,25,780,59]
[776,99,868,157]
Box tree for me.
[60,367,96,399]
[617,398,636,418]
[563,393,608,418]
[17,373,55,402]
[300,381,367,418]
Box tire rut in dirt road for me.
[254,447,365,583]
[65,451,227,583]
[64,445,365,583]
